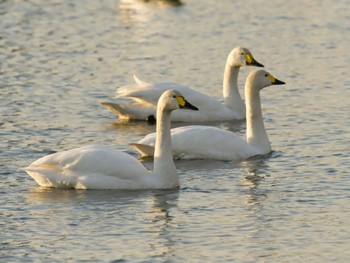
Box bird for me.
[130,69,285,161]
[101,47,263,122]
[22,90,198,190]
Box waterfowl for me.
[131,69,285,161]
[101,47,263,122]
[23,90,198,189]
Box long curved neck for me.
[245,84,271,153]
[223,64,245,117]
[153,107,179,188]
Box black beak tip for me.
[246,57,265,68]
[183,101,199,111]
[187,104,199,111]
[274,79,286,85]
[252,59,264,68]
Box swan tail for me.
[101,102,131,119]
[115,75,152,99]
[130,143,155,157]
[101,102,155,120]
[22,165,64,188]
[116,75,155,104]
[133,74,150,87]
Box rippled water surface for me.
[1,0,350,262]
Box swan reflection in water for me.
[240,152,276,207]
[145,190,180,259]
[119,0,183,23]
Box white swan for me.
[101,47,263,122]
[23,90,198,190]
[131,69,285,161]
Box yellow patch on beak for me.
[176,96,186,107]
[244,54,253,64]
[267,74,276,83]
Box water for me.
[1,0,349,261]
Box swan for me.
[101,47,263,122]
[22,90,198,190]
[131,69,285,161]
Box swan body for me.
[131,125,259,160]
[131,70,285,161]
[23,90,198,189]
[102,47,263,122]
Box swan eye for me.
[241,52,244,55]
[173,95,177,98]
[265,74,268,77]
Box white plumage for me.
[131,69,285,161]
[102,47,263,122]
[23,90,198,190]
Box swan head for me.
[227,47,264,68]
[247,69,286,91]
[158,89,199,112]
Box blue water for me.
[1,0,350,262]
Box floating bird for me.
[101,47,263,122]
[23,90,198,189]
[131,69,285,161]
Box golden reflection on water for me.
[240,157,271,210]
[2,0,350,261]
[145,191,179,259]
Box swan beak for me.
[268,74,286,85]
[245,54,264,67]
[183,100,199,110]
[177,96,199,111]
[273,78,285,85]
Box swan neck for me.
[153,107,179,187]
[245,85,271,153]
[223,64,245,116]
